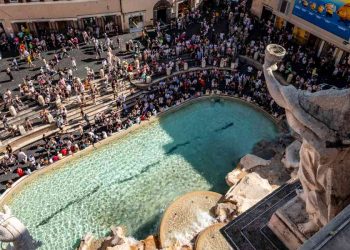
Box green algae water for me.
[7,98,278,249]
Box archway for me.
[153,0,172,25]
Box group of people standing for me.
[0,0,349,190]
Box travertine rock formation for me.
[224,172,273,213]
[238,154,271,171]
[0,205,36,250]
[281,140,301,170]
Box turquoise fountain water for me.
[6,98,278,249]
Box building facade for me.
[251,0,349,64]
[0,0,203,36]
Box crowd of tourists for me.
[0,66,282,189]
[0,0,349,190]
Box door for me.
[157,9,167,24]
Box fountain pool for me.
[4,97,279,249]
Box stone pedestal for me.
[268,196,309,250]
[9,106,17,117]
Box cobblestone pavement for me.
[0,13,229,94]
[0,32,142,94]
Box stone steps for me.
[4,79,132,127]
[221,181,301,250]
[0,79,136,147]
[0,91,141,152]
[66,87,141,123]
[67,89,145,129]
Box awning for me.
[11,17,78,23]
[77,12,121,19]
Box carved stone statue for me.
[263,44,350,235]
[0,205,35,250]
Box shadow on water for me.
[17,98,279,245]
[158,98,279,195]
[133,214,163,240]
[119,98,279,239]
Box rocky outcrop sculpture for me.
[0,205,35,250]
[263,44,350,235]
[225,172,273,213]
[238,154,271,171]
[281,140,301,170]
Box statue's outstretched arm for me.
[263,44,296,110]
[263,64,289,109]
[263,45,337,144]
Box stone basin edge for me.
[0,94,281,207]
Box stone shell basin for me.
[195,223,232,250]
[159,191,222,248]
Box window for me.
[129,15,143,29]
[279,0,290,14]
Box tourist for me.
[12,58,19,71]
[24,117,33,131]
[71,57,77,71]
[17,149,27,164]
[28,155,36,167]
[6,67,14,81]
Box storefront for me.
[34,21,50,36]
[261,5,273,21]
[77,14,122,33]
[80,17,98,30]
[126,12,145,33]
[0,23,5,38]
[0,23,6,53]
[292,26,309,44]
[275,16,286,30]
[176,0,191,17]
[102,15,122,34]
[153,0,172,25]
[11,22,29,35]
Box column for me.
[27,22,38,36]
[317,40,325,57]
[335,50,343,66]
[49,21,58,31]
[333,48,338,58]
[124,15,130,32]
[77,19,84,30]
[116,15,123,33]
[72,20,79,29]
[175,2,179,18]
[2,20,14,35]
